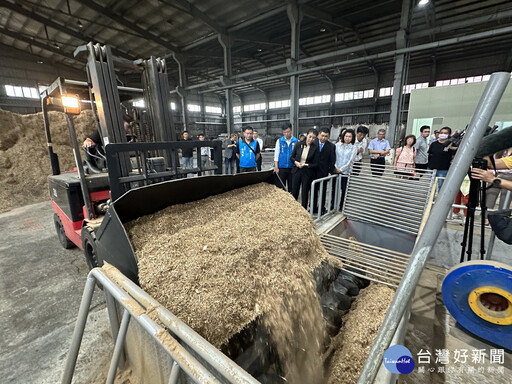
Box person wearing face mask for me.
[427,126,457,191]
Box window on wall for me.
[299,94,330,106]
[363,89,374,98]
[188,104,201,112]
[379,87,393,97]
[5,85,39,99]
[403,82,429,94]
[170,102,177,110]
[436,74,491,87]
[334,89,373,102]
[268,99,291,109]
[233,106,242,113]
[243,102,266,112]
[205,106,222,114]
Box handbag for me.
[488,209,512,244]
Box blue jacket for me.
[238,139,258,168]
[277,136,298,168]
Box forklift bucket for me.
[94,170,282,284]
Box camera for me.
[442,130,465,147]
[471,157,487,171]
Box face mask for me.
[438,134,449,140]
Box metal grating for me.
[320,234,411,288]
[342,162,436,235]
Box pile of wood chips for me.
[327,282,396,384]
[126,182,337,349]
[0,108,95,212]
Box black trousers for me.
[352,160,362,176]
[340,176,349,210]
[277,168,293,191]
[415,163,428,177]
[370,157,386,176]
[291,168,314,209]
[256,156,262,171]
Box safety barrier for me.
[61,267,259,384]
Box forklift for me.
[41,42,222,269]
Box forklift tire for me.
[82,226,100,270]
[54,213,75,249]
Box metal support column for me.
[218,34,234,134]
[173,54,190,133]
[388,0,411,146]
[287,1,302,138]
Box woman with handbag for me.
[394,134,416,179]
[290,128,320,209]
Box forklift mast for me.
[142,56,179,169]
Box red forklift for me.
[41,42,222,269]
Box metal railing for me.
[309,174,342,221]
[61,267,259,384]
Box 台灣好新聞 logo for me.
[383,345,415,374]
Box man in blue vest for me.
[236,126,260,172]
[273,123,298,191]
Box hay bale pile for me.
[126,182,341,382]
[327,283,395,384]
[0,108,96,212]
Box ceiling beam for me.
[77,0,180,54]
[159,0,226,35]
[0,1,132,60]
[0,42,85,76]
[232,32,286,48]
[182,5,288,51]
[302,5,353,30]
[0,26,82,66]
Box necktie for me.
[320,143,323,151]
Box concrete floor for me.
[0,202,112,384]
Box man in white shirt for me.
[198,134,212,175]
[253,130,264,171]
[353,125,369,175]
[368,129,391,176]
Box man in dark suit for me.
[290,129,320,209]
[313,127,336,214]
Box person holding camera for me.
[471,154,512,192]
[427,126,457,191]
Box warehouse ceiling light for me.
[77,19,84,28]
[419,0,429,5]
[320,27,326,33]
